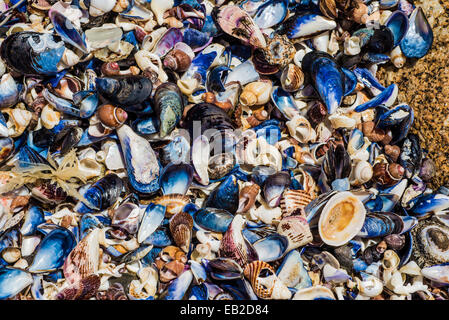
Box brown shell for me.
[237,183,260,213]
[307,101,327,127]
[97,104,128,129]
[384,144,401,162]
[362,121,387,142]
[253,109,269,121]
[155,246,187,282]
[262,34,296,68]
[280,189,313,218]
[54,77,82,100]
[277,215,313,249]
[56,275,100,300]
[280,64,304,92]
[164,49,192,72]
[152,194,190,217]
[372,163,404,186]
[319,0,338,19]
[96,283,128,300]
[169,211,194,253]
[63,229,100,284]
[101,62,120,76]
[243,261,275,299]
[246,115,262,127]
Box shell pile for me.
[0,0,446,301]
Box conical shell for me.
[169,211,193,253]
[244,260,276,298]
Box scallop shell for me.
[277,215,313,250]
[280,189,314,217]
[169,211,193,253]
[318,191,366,246]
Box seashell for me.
[357,212,417,238]
[382,249,401,271]
[278,12,337,40]
[280,64,304,92]
[384,234,406,250]
[160,163,193,195]
[164,49,192,72]
[95,76,153,108]
[194,207,234,233]
[286,115,316,144]
[29,228,76,273]
[354,84,398,112]
[318,191,366,246]
[237,183,260,214]
[75,173,124,213]
[214,5,266,49]
[203,175,239,214]
[372,162,404,187]
[357,275,384,297]
[117,125,161,194]
[155,246,187,283]
[253,234,289,262]
[350,160,373,186]
[159,270,193,300]
[63,229,100,284]
[400,7,433,58]
[344,36,361,56]
[56,275,101,300]
[320,0,338,19]
[154,82,184,137]
[302,51,344,115]
[111,200,141,234]
[277,215,313,250]
[421,263,449,284]
[21,236,41,257]
[3,107,33,138]
[263,172,291,208]
[276,250,312,289]
[151,0,174,25]
[280,189,314,217]
[138,203,166,243]
[0,74,19,108]
[97,104,128,129]
[253,0,289,29]
[207,153,236,180]
[100,140,125,170]
[0,267,33,300]
[40,105,61,130]
[169,211,193,253]
[411,220,449,268]
[244,261,291,300]
[292,285,335,300]
[218,214,259,267]
[239,81,273,107]
[1,247,21,264]
[152,194,190,217]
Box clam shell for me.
[280,189,314,217]
[318,191,366,246]
[169,211,193,253]
[63,228,100,284]
[277,215,313,250]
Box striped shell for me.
[152,194,190,217]
[169,211,193,253]
[280,189,313,217]
[244,261,276,299]
[237,183,260,213]
[277,215,313,250]
[63,229,100,284]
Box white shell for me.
[318,191,366,246]
[191,135,210,185]
[40,105,61,130]
[292,286,335,300]
[390,46,406,69]
[328,112,357,130]
[21,236,41,257]
[286,115,316,144]
[350,160,373,186]
[357,275,383,297]
[151,0,174,25]
[344,36,361,56]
